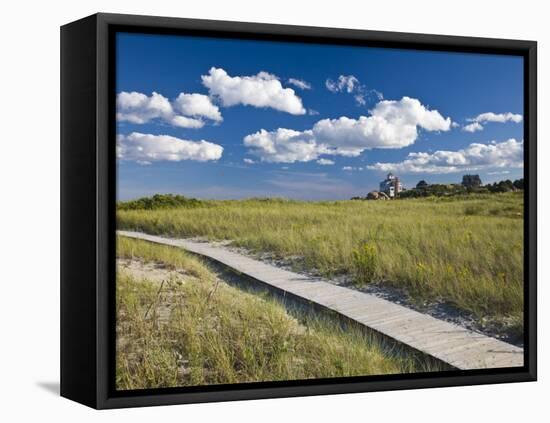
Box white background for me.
[0,0,546,421]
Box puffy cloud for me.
[244,128,321,163]
[326,75,360,93]
[462,122,484,132]
[243,158,255,164]
[116,91,173,124]
[326,75,383,106]
[201,67,306,115]
[317,158,335,165]
[462,112,523,132]
[367,139,523,174]
[173,93,222,122]
[243,97,451,163]
[342,166,364,171]
[116,91,222,129]
[169,115,205,129]
[288,78,312,90]
[117,132,223,163]
[471,112,523,124]
[369,97,452,132]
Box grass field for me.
[117,192,524,338]
[116,236,436,390]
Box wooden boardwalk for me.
[118,230,524,370]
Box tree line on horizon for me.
[398,175,524,199]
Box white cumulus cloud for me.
[367,139,523,174]
[462,122,484,133]
[243,97,451,163]
[173,92,222,122]
[201,67,306,115]
[168,115,205,129]
[471,112,523,124]
[117,132,223,163]
[288,78,312,90]
[116,91,222,129]
[462,111,523,132]
[244,128,322,163]
[117,91,174,124]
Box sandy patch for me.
[117,258,188,284]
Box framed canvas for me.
[60,13,537,409]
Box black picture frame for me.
[61,12,537,409]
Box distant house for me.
[461,174,482,188]
[379,173,403,198]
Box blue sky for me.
[116,32,524,200]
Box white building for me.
[379,173,403,198]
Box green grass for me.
[117,192,524,335]
[116,236,435,390]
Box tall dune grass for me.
[117,193,524,332]
[116,237,435,390]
